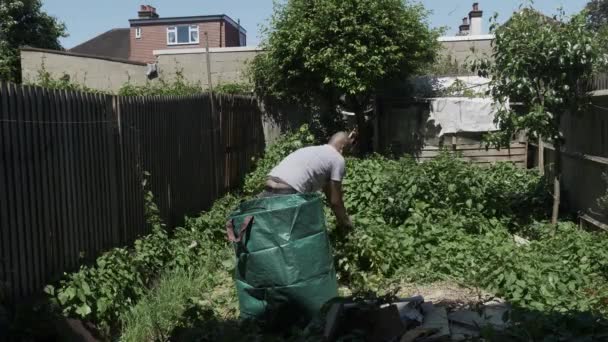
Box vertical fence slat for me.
[10,84,30,296]
[0,83,16,299]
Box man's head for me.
[329,131,356,154]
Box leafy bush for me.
[44,177,238,337]
[214,82,253,95]
[29,63,109,94]
[335,153,608,315]
[118,69,202,97]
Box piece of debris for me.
[323,303,344,341]
[420,302,451,341]
[400,327,440,342]
[450,323,480,341]
[370,305,406,342]
[322,294,512,342]
[448,310,485,328]
[482,302,511,330]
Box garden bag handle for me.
[225,216,254,243]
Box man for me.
[263,131,355,230]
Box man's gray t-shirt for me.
[269,145,346,193]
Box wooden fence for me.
[375,98,527,166]
[529,93,608,230]
[0,83,265,303]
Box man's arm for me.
[324,181,352,231]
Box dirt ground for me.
[340,280,501,310]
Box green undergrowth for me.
[45,126,608,340]
[336,155,608,316]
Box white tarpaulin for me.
[429,97,504,136]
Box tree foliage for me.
[0,0,67,82]
[473,8,605,223]
[475,9,602,145]
[586,0,608,31]
[250,0,441,151]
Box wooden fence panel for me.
[377,98,527,167]
[1,83,265,305]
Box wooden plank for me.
[33,86,54,282]
[57,90,74,271]
[86,93,101,256]
[73,91,90,261]
[64,89,81,269]
[25,85,45,291]
[10,84,32,296]
[419,148,526,158]
[99,94,113,249]
[20,85,41,295]
[0,82,19,300]
[421,143,526,151]
[43,89,68,276]
[0,83,8,298]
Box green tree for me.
[250,0,440,152]
[473,8,605,224]
[0,0,67,82]
[585,0,608,30]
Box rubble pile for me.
[324,296,510,342]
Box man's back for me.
[269,145,345,193]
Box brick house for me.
[69,5,246,63]
[129,5,246,62]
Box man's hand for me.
[348,129,358,145]
[324,181,352,234]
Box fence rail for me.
[0,83,265,303]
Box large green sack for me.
[226,193,338,324]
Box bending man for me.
[263,131,355,230]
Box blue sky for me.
[42,0,589,49]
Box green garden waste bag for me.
[226,193,338,326]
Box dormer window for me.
[167,25,199,45]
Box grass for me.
[120,246,238,342]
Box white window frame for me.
[135,27,142,39]
[167,25,199,46]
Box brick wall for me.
[130,21,223,62]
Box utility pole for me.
[204,32,215,116]
[204,32,221,195]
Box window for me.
[135,27,142,39]
[167,25,199,45]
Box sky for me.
[42,0,589,49]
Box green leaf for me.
[75,304,92,317]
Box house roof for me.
[69,28,130,60]
[129,14,246,33]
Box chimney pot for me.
[138,4,158,19]
[463,17,469,25]
[469,2,483,35]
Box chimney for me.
[458,17,470,36]
[469,2,483,35]
[138,5,159,19]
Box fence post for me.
[538,137,545,176]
